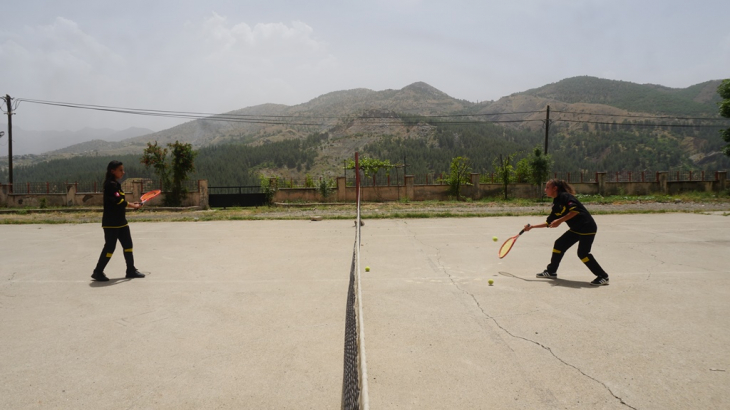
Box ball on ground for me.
[492,236,498,242]
[488,279,494,285]
[365,266,370,272]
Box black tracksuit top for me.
[102,180,129,228]
[545,192,597,234]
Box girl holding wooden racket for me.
[523,179,610,286]
[91,160,145,282]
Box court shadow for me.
[497,271,596,289]
[548,278,597,289]
[89,278,131,287]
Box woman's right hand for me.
[523,224,532,231]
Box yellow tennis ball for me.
[492,236,498,242]
[365,266,370,272]
[488,279,494,285]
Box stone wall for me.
[1,173,727,207]
[0,180,208,208]
[279,171,728,203]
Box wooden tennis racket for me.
[139,189,161,205]
[498,224,530,259]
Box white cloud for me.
[2,1,728,134]
[197,13,326,59]
[165,14,338,109]
[2,17,126,99]
[1,14,339,131]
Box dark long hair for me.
[105,160,123,184]
[547,179,575,195]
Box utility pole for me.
[4,95,12,193]
[544,105,550,155]
[403,154,407,186]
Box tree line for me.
[1,120,727,187]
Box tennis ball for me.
[365,266,370,272]
[492,236,498,242]
[488,279,494,285]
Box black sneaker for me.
[590,277,609,286]
[125,269,146,279]
[536,270,557,278]
[91,271,109,282]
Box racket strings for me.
[498,237,517,258]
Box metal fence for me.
[345,167,407,187]
[139,179,200,192]
[603,171,656,183]
[1,179,202,194]
[666,170,718,182]
[208,186,263,194]
[272,176,334,189]
[5,182,69,194]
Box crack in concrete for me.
[467,293,638,410]
[403,221,638,410]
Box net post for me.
[355,152,360,204]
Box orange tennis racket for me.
[139,189,161,205]
[498,224,530,259]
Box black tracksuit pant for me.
[94,226,135,274]
[547,230,608,278]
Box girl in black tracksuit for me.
[524,179,610,286]
[91,160,144,282]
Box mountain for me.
[3,77,729,185]
[0,126,154,155]
[35,78,727,159]
[518,76,723,116]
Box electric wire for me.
[552,110,728,122]
[553,119,729,128]
[10,97,730,129]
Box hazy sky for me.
[1,0,728,133]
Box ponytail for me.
[547,179,575,195]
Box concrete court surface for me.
[0,213,728,409]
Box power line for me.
[552,110,727,122]
[13,97,730,129]
[554,119,729,128]
[17,97,543,121]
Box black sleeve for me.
[104,181,127,208]
[546,194,568,224]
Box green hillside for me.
[4,119,729,188]
[521,76,723,116]
[2,77,729,189]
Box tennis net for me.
[342,153,369,410]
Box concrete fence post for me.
[657,171,668,194]
[198,180,209,209]
[405,175,415,201]
[0,184,7,206]
[336,177,346,202]
[65,183,77,206]
[470,173,481,200]
[132,180,143,203]
[596,172,606,196]
[715,171,727,193]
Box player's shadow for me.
[497,271,596,289]
[89,278,131,287]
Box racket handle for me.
[518,223,531,235]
